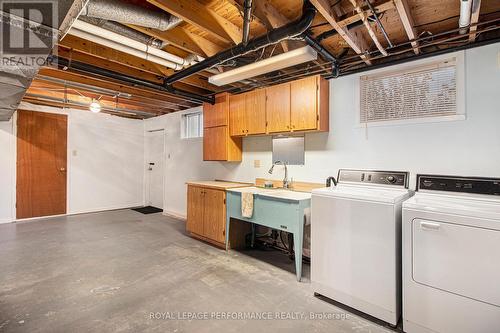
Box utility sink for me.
[229,186,311,201]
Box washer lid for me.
[403,193,500,220]
[312,185,411,203]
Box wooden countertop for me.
[186,180,253,190]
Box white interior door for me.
[145,130,165,209]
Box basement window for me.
[181,111,203,139]
[359,57,465,126]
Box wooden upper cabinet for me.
[204,93,228,128]
[245,89,266,135]
[203,126,227,161]
[266,83,291,133]
[203,93,242,162]
[291,76,318,131]
[229,93,246,136]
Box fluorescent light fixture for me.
[208,46,318,86]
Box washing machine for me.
[403,174,500,333]
[311,169,411,326]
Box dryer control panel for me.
[338,169,409,188]
[417,175,500,196]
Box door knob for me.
[59,167,66,172]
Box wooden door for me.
[245,89,266,135]
[291,76,318,131]
[16,110,67,219]
[203,188,226,243]
[204,93,228,128]
[186,186,205,235]
[203,126,227,161]
[229,93,247,136]
[266,83,291,133]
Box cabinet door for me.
[266,83,291,133]
[204,93,228,128]
[229,93,247,136]
[291,76,318,131]
[246,89,266,135]
[203,126,227,161]
[203,189,226,244]
[187,186,204,235]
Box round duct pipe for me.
[82,0,182,31]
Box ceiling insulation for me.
[0,0,78,121]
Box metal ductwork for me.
[0,1,79,121]
[68,20,201,71]
[242,0,252,46]
[164,0,319,86]
[80,16,165,48]
[82,0,182,31]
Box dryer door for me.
[412,218,500,307]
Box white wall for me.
[0,103,145,223]
[148,43,500,218]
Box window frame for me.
[181,111,203,139]
[354,52,466,128]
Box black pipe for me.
[316,19,365,42]
[242,0,252,46]
[366,0,393,47]
[303,34,339,77]
[49,55,214,104]
[163,0,317,86]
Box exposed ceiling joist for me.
[146,0,242,44]
[469,0,482,42]
[252,0,292,52]
[310,0,372,65]
[58,37,221,93]
[337,1,395,28]
[348,0,387,56]
[128,25,223,57]
[394,0,420,54]
[37,68,196,108]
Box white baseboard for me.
[12,203,144,224]
[162,210,186,221]
[68,203,144,216]
[0,218,14,224]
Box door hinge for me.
[317,114,319,121]
[223,198,226,204]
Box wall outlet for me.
[254,160,261,168]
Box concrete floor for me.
[0,210,393,333]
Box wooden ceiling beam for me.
[310,0,371,65]
[348,0,387,56]
[59,36,221,92]
[337,1,394,28]
[394,0,420,54]
[29,80,180,112]
[146,0,242,44]
[128,25,224,57]
[37,68,197,108]
[26,86,167,115]
[252,0,291,52]
[469,0,482,42]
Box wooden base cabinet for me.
[186,184,250,248]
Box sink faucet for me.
[268,160,290,189]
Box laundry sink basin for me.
[230,186,311,201]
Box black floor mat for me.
[132,206,163,214]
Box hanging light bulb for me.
[89,99,101,113]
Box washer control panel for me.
[417,175,500,196]
[338,169,409,188]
